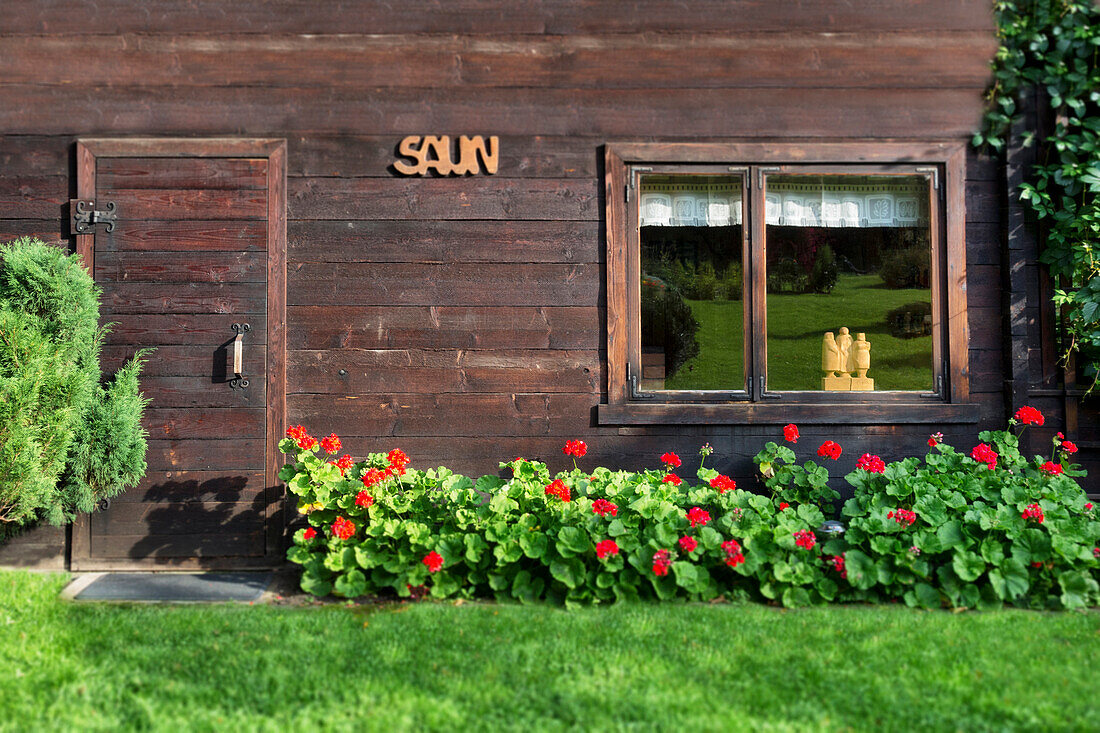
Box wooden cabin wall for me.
[0,0,1018,527]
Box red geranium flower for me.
[652,549,672,576]
[888,508,917,527]
[855,453,886,474]
[678,536,698,553]
[1094,548,1100,559]
[423,551,444,573]
[779,502,789,511]
[302,527,316,541]
[563,440,588,458]
[721,539,744,568]
[362,467,388,488]
[1040,461,1063,476]
[1061,440,1078,455]
[928,432,944,447]
[660,452,682,468]
[1014,405,1044,426]
[332,454,354,475]
[331,516,356,540]
[1022,503,1044,523]
[545,479,571,502]
[686,507,711,527]
[387,448,410,476]
[970,443,998,470]
[320,433,342,455]
[1085,503,1094,512]
[286,424,307,440]
[355,490,374,509]
[828,554,847,579]
[662,473,682,486]
[595,539,619,559]
[296,434,318,451]
[817,441,842,460]
[592,499,618,517]
[709,474,736,493]
[783,423,800,443]
[794,530,817,550]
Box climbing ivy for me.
[979,0,1100,388]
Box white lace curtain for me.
[640,177,929,228]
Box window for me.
[600,143,975,424]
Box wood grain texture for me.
[0,1,995,34]
[96,157,268,190]
[288,348,602,395]
[91,221,267,252]
[101,344,268,377]
[136,378,266,408]
[100,282,267,314]
[288,220,599,263]
[107,470,267,503]
[0,86,986,138]
[288,263,599,307]
[89,531,265,559]
[141,405,266,440]
[288,306,599,350]
[103,314,268,346]
[95,251,267,283]
[288,177,599,221]
[1,32,996,89]
[98,189,268,220]
[288,393,598,437]
[145,439,265,471]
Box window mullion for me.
[748,165,769,401]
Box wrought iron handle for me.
[230,323,250,389]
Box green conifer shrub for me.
[0,237,149,531]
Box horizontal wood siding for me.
[0,0,1054,569]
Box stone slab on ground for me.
[65,572,274,603]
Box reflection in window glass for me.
[764,174,933,392]
[638,175,744,391]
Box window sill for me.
[597,402,982,426]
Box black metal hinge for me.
[70,199,117,235]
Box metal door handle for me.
[230,323,250,388]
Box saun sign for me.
[393,135,499,176]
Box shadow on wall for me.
[90,476,278,565]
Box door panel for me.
[71,140,286,570]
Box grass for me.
[667,274,933,392]
[3,571,1100,732]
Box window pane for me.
[638,175,745,391]
[764,174,933,392]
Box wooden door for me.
[70,138,286,570]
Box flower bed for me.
[281,409,1097,609]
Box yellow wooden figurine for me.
[821,328,873,391]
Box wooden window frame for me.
[599,141,978,426]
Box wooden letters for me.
[394,135,499,176]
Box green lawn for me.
[3,572,1100,731]
[667,274,933,392]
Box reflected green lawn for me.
[669,274,932,392]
